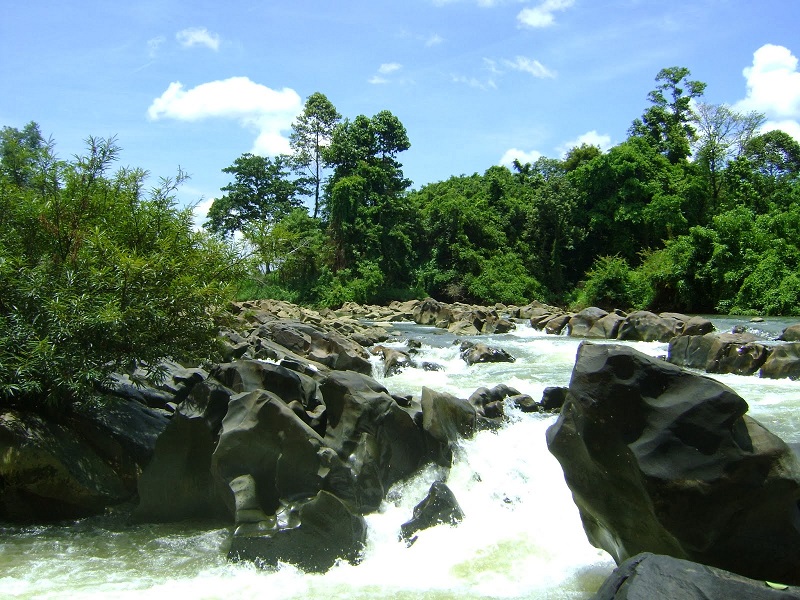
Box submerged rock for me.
[547,342,800,585]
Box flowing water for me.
[2,318,798,600]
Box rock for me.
[319,370,429,511]
[212,389,330,517]
[0,409,133,521]
[413,298,452,327]
[228,490,367,573]
[459,341,516,366]
[421,386,477,448]
[568,307,609,338]
[133,380,234,522]
[617,311,685,342]
[468,384,521,419]
[400,481,464,545]
[760,343,800,380]
[539,386,568,412]
[668,332,770,375]
[780,324,800,342]
[547,342,800,585]
[591,552,800,600]
[587,312,626,339]
[543,314,571,335]
[371,345,414,377]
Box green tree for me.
[206,153,301,238]
[630,66,706,163]
[289,92,341,219]
[0,130,242,409]
[323,111,413,290]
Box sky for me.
[2,0,800,223]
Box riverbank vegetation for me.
[2,66,799,405]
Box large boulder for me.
[780,324,800,342]
[591,553,800,600]
[421,386,477,450]
[568,307,609,338]
[547,342,800,584]
[133,379,234,522]
[617,311,685,342]
[760,343,800,380]
[319,370,429,512]
[668,332,770,375]
[0,409,135,521]
[228,489,367,573]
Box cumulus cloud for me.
[735,44,800,141]
[176,27,221,51]
[503,56,556,78]
[426,33,444,47]
[499,147,543,167]
[147,77,302,155]
[557,130,612,156]
[517,0,575,28]
[378,63,402,75]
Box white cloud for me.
[147,77,302,156]
[378,63,403,75]
[735,44,800,142]
[176,27,221,51]
[503,56,556,78]
[557,130,612,156]
[499,147,543,167]
[517,0,575,28]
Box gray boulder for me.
[459,341,516,366]
[779,324,800,342]
[547,342,800,585]
[568,307,609,337]
[228,489,367,573]
[617,311,685,342]
[760,342,800,380]
[591,553,800,600]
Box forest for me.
[204,67,800,316]
[1,66,799,406]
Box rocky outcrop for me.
[547,342,800,585]
[591,553,800,600]
[668,332,770,375]
[0,402,169,521]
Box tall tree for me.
[289,92,341,218]
[630,67,706,163]
[692,103,764,210]
[323,111,412,284]
[205,153,301,238]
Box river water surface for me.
[2,318,798,599]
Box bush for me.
[0,133,243,409]
[575,255,643,311]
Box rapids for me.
[1,318,798,600]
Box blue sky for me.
[2,1,799,222]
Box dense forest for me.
[202,67,800,316]
[1,65,799,405]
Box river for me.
[1,317,798,599]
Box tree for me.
[289,92,341,218]
[0,121,49,187]
[630,66,706,163]
[692,103,764,211]
[0,128,242,409]
[323,111,412,287]
[205,153,301,238]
